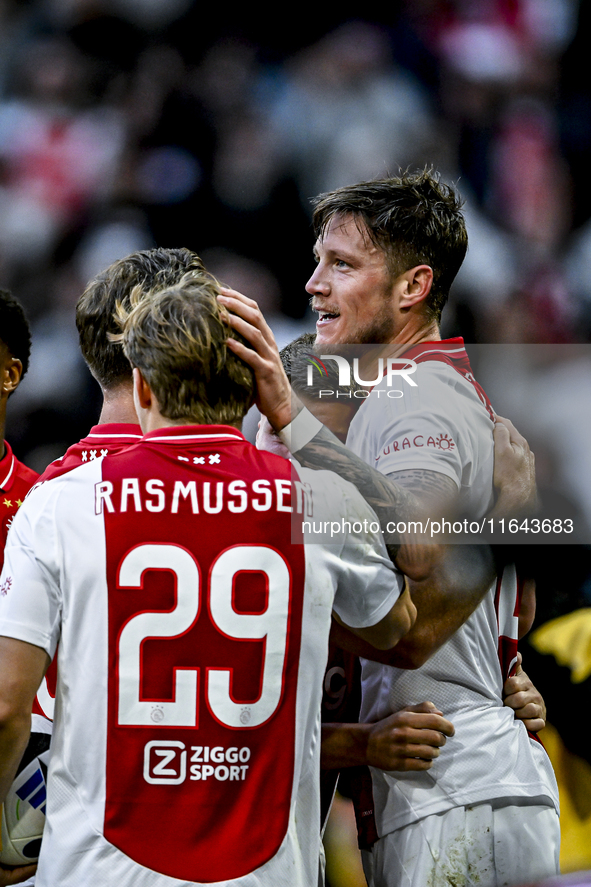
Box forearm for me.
[0,709,30,804]
[289,422,414,560]
[283,411,457,573]
[321,722,370,769]
[322,704,455,771]
[334,546,497,668]
[388,545,496,666]
[0,638,51,803]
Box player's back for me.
[11,425,312,885]
[3,421,403,886]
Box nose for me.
[305,264,329,297]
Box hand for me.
[503,652,546,733]
[366,701,455,771]
[0,863,37,885]
[491,416,538,518]
[218,288,297,431]
[256,416,290,459]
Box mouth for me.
[314,306,341,325]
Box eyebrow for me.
[313,243,358,264]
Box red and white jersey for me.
[347,340,559,835]
[0,440,38,573]
[33,423,142,721]
[39,423,142,481]
[361,564,559,835]
[0,424,402,887]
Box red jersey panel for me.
[0,440,38,573]
[100,426,306,882]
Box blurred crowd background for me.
[2,1,591,883]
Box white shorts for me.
[361,799,560,887]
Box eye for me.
[335,259,349,269]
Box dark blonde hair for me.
[118,271,254,424]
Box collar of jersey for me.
[85,423,143,439]
[0,440,15,490]
[361,336,467,396]
[143,424,245,444]
[397,336,466,363]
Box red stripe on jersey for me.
[100,427,306,882]
[494,567,523,680]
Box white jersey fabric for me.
[346,341,559,836]
[0,425,403,887]
[346,339,496,518]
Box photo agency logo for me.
[303,352,418,399]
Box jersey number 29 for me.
[117,542,290,729]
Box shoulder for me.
[20,458,105,517]
[12,456,39,487]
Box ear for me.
[2,357,22,396]
[132,367,153,411]
[397,265,433,310]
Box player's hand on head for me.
[218,288,297,432]
[503,652,546,733]
[366,701,454,772]
[0,862,37,886]
[491,416,538,518]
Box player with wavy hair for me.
[32,249,208,731]
[116,272,254,427]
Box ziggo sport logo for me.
[144,741,251,785]
[305,355,417,398]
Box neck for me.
[140,412,243,435]
[392,318,441,347]
[98,383,139,426]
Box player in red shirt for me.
[0,289,38,575]
[0,270,414,886]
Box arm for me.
[330,545,496,668]
[220,289,463,564]
[321,702,455,770]
[337,581,416,652]
[0,637,50,886]
[219,290,526,665]
[490,416,538,518]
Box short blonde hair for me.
[117,271,254,424]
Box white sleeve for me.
[0,487,62,657]
[347,368,491,489]
[299,467,404,629]
[374,406,464,486]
